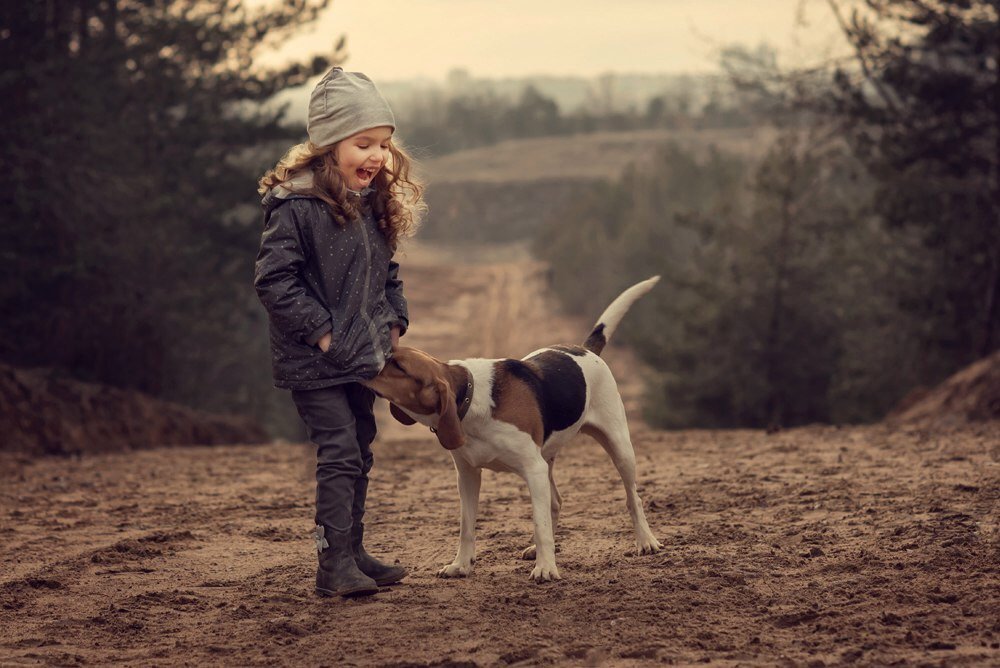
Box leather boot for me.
[315,525,379,597]
[351,522,408,586]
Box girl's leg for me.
[292,385,364,533]
[291,385,378,597]
[345,383,377,527]
[344,383,407,585]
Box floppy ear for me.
[389,403,417,425]
[433,378,465,450]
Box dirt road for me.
[1,243,998,666]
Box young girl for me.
[254,67,423,598]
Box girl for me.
[254,67,423,598]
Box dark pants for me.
[291,383,377,533]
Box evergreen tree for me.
[825,0,1000,375]
[635,135,875,428]
[537,134,913,428]
[0,1,337,430]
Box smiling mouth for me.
[356,167,378,182]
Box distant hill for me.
[416,126,775,242]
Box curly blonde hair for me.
[258,138,424,249]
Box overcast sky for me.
[257,0,850,82]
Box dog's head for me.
[363,346,465,450]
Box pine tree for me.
[825,0,1000,375]
[0,1,338,426]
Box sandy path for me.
[1,242,998,666]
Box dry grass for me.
[419,127,777,184]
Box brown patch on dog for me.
[490,363,544,446]
[364,348,442,415]
[363,347,466,449]
[389,403,416,425]
[433,376,464,450]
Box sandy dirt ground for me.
[1,242,998,666]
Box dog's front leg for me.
[521,460,561,560]
[438,458,481,578]
[523,461,561,582]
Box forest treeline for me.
[536,0,999,428]
[397,79,754,157]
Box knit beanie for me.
[307,67,396,148]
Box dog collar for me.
[455,367,474,420]
[430,368,473,436]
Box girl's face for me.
[334,126,393,191]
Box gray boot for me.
[315,525,379,598]
[351,523,408,586]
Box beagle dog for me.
[364,277,663,582]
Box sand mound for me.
[0,362,267,456]
[887,350,1000,427]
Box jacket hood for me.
[261,170,316,217]
[260,169,375,221]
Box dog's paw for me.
[521,544,560,560]
[636,534,663,555]
[529,562,561,583]
[437,562,472,578]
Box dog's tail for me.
[583,276,660,356]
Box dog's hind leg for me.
[581,417,662,555]
[438,458,481,578]
[521,459,562,561]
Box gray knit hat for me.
[307,67,396,147]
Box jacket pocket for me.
[323,310,366,367]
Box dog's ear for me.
[389,403,417,425]
[433,377,465,450]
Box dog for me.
[363,276,663,582]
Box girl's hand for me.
[318,332,332,352]
[390,326,401,350]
